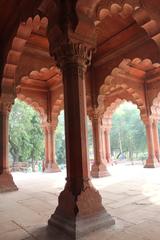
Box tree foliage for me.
[9,99,44,167]
[55,111,66,165]
[9,100,148,168]
[110,102,147,159]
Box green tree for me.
[29,115,44,171]
[9,99,44,170]
[55,111,66,165]
[110,102,147,161]
[55,112,94,164]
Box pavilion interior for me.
[1,0,160,240]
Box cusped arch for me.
[17,94,47,124]
[20,65,61,86]
[2,15,48,101]
[52,94,64,128]
[96,58,160,119]
[97,2,141,22]
[95,2,160,51]
[103,98,141,119]
[151,92,160,120]
[17,65,62,126]
[103,98,126,118]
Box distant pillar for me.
[0,101,18,192]
[43,122,60,173]
[91,114,110,178]
[144,117,159,168]
[104,128,112,163]
[152,119,160,162]
[102,117,112,164]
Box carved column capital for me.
[52,43,92,70]
[42,120,57,133]
[142,115,153,127]
[88,109,102,122]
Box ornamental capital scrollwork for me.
[41,120,58,132]
[52,43,92,69]
[88,108,103,122]
[141,114,153,126]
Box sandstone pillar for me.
[0,102,18,192]
[104,128,112,163]
[43,123,60,173]
[152,119,160,162]
[48,43,115,238]
[144,117,159,168]
[102,117,112,164]
[91,115,110,177]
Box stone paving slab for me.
[1,165,160,240]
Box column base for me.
[48,184,115,239]
[91,162,110,178]
[44,163,61,173]
[144,159,160,168]
[0,172,18,193]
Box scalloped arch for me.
[151,92,160,120]
[96,58,159,118]
[51,94,64,128]
[103,98,141,120]
[2,15,48,100]
[52,94,64,116]
[95,2,160,51]
[17,94,47,123]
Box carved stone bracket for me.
[42,120,57,132]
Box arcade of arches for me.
[1,0,160,238]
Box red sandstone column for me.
[104,128,112,163]
[48,43,115,238]
[152,119,160,162]
[144,117,159,168]
[102,117,112,164]
[43,123,60,173]
[91,114,110,177]
[0,102,18,192]
[100,125,107,162]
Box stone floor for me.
[1,164,160,240]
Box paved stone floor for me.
[1,164,160,240]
